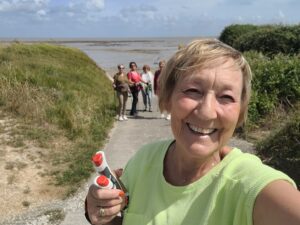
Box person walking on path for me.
[140,64,154,112]
[154,60,170,120]
[127,62,144,117]
[113,64,131,121]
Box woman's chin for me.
[187,142,220,157]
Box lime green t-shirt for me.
[120,139,296,225]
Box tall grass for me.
[0,42,116,193]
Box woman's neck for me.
[163,142,223,186]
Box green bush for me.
[219,24,260,47]
[235,26,299,56]
[244,51,300,124]
[219,24,300,56]
[256,108,300,188]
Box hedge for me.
[219,24,300,56]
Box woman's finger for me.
[89,185,122,200]
[89,200,124,225]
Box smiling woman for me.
[166,59,243,168]
[85,39,300,225]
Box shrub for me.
[244,51,300,124]
[219,24,300,56]
[235,26,299,56]
[219,24,260,47]
[256,108,300,188]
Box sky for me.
[0,0,299,38]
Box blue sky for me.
[0,0,299,38]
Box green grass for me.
[0,42,116,193]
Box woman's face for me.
[159,62,165,70]
[130,64,137,71]
[169,59,243,159]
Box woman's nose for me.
[196,93,217,120]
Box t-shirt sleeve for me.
[227,152,296,225]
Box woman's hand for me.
[86,186,126,225]
[86,169,126,225]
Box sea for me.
[57,37,200,76]
[0,36,204,77]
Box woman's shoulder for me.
[221,148,295,190]
[223,149,275,176]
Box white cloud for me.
[120,4,159,22]
[68,0,105,11]
[0,0,49,12]
[37,9,46,16]
[67,11,75,17]
[86,0,104,10]
[36,9,49,20]
[0,1,10,11]
[66,0,105,22]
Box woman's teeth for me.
[187,123,217,135]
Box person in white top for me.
[140,65,154,112]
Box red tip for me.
[92,152,103,167]
[119,191,125,197]
[96,175,109,187]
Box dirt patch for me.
[0,115,70,220]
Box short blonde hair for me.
[158,39,252,127]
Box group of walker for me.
[112,60,170,121]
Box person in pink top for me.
[127,62,142,116]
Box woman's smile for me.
[186,123,218,136]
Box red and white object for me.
[94,175,115,189]
[92,151,123,190]
[91,150,129,212]
[92,150,108,173]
